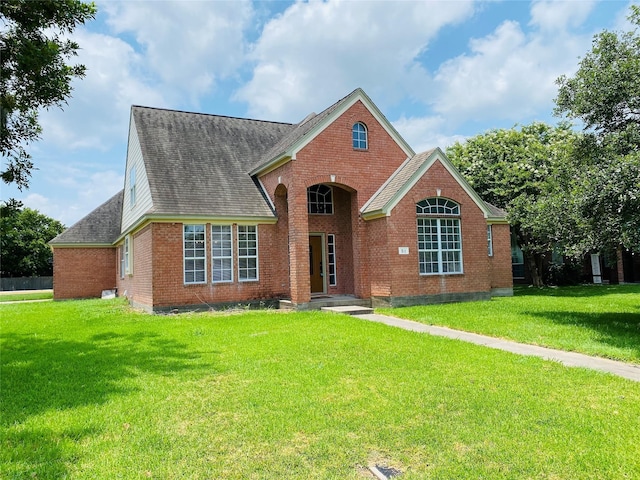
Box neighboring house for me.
[50,88,513,312]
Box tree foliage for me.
[447,123,583,286]
[0,0,96,189]
[0,200,65,277]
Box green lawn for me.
[379,284,640,363]
[2,297,640,479]
[0,291,53,303]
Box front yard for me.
[2,288,640,479]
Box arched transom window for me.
[307,184,333,214]
[416,198,463,274]
[352,122,368,149]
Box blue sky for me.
[2,0,636,226]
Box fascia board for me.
[49,243,115,248]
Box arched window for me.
[416,198,463,274]
[352,122,368,149]
[307,184,333,214]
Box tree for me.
[1,0,96,190]
[0,200,65,277]
[446,123,583,287]
[555,4,640,257]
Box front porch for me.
[279,294,371,311]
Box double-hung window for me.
[417,198,463,274]
[184,224,206,284]
[237,225,258,281]
[212,225,233,283]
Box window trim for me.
[307,184,334,215]
[120,244,125,279]
[417,198,463,275]
[183,224,207,285]
[124,235,132,275]
[237,225,259,282]
[129,166,137,207]
[327,233,337,286]
[352,122,368,150]
[487,225,494,257]
[211,224,233,284]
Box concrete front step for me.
[321,305,374,316]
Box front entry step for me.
[321,305,374,316]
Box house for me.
[50,88,513,312]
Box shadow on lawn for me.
[528,310,640,359]
[0,331,218,478]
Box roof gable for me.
[132,107,294,220]
[50,190,124,246]
[361,148,507,222]
[250,88,415,175]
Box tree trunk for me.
[524,251,544,287]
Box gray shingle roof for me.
[133,107,295,217]
[50,190,123,245]
[362,149,436,215]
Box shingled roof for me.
[50,190,124,245]
[133,107,295,218]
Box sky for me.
[1,0,636,227]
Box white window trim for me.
[120,244,125,279]
[327,234,337,286]
[183,224,207,285]
[352,122,368,150]
[487,224,494,257]
[417,218,463,275]
[211,224,233,284]
[237,225,259,282]
[124,235,133,275]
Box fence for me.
[1,276,53,291]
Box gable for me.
[250,88,414,176]
[132,106,295,223]
[361,148,507,222]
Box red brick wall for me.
[378,159,492,298]
[53,247,116,299]
[133,225,153,306]
[489,223,513,289]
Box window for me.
[212,225,233,283]
[129,166,137,207]
[184,224,206,284]
[307,184,333,214]
[352,122,367,149]
[120,245,125,279]
[124,235,132,275]
[327,234,337,286]
[417,199,463,274]
[238,225,258,281]
[487,225,493,257]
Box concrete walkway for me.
[357,313,640,383]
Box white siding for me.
[121,114,153,232]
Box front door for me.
[309,235,324,294]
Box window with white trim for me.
[129,166,136,207]
[124,235,132,275]
[417,198,463,274]
[237,225,258,281]
[120,245,125,279]
[307,184,333,214]
[327,234,337,286]
[184,224,206,284]
[211,225,233,283]
[352,122,368,149]
[487,225,494,257]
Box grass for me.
[1,297,640,479]
[0,291,53,303]
[379,284,640,363]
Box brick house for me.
[50,88,513,312]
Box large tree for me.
[446,122,583,286]
[555,4,640,257]
[1,0,96,190]
[0,200,65,277]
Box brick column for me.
[287,184,311,305]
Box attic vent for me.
[300,112,316,125]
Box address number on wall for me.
[398,247,409,255]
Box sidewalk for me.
[357,313,640,383]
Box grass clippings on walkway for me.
[380,284,640,363]
[2,297,640,479]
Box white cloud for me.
[236,0,474,121]
[103,0,254,100]
[529,0,596,32]
[393,115,467,153]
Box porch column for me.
[287,184,311,305]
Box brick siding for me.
[53,247,116,299]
